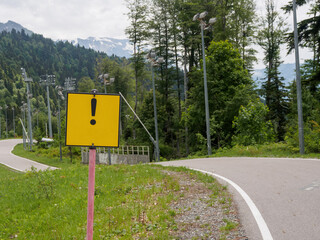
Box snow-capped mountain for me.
[71,37,133,58]
[0,20,33,35]
[0,20,133,58]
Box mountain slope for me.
[0,20,33,35]
[71,37,133,58]
[0,20,133,58]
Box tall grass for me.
[0,164,180,239]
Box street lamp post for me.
[64,77,76,92]
[33,109,39,128]
[193,11,216,156]
[292,0,304,154]
[64,77,76,110]
[4,104,8,138]
[22,68,34,150]
[40,74,55,139]
[21,103,27,149]
[99,73,115,165]
[12,107,15,137]
[0,106,2,139]
[147,51,164,162]
[56,86,65,161]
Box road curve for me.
[157,157,320,240]
[0,139,58,172]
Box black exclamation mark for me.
[90,98,97,125]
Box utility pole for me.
[40,74,55,139]
[4,104,8,138]
[21,68,33,150]
[64,77,76,110]
[183,47,189,155]
[147,51,164,162]
[99,73,115,165]
[293,0,304,154]
[21,103,27,149]
[193,12,216,156]
[56,86,65,161]
[12,107,15,137]
[64,77,76,92]
[0,106,2,139]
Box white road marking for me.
[303,180,320,191]
[190,168,274,240]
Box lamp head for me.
[157,57,164,64]
[208,17,217,25]
[193,13,200,21]
[199,11,208,19]
[149,51,156,59]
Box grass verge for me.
[185,142,320,160]
[11,143,80,169]
[0,164,180,239]
[2,146,243,239]
[0,164,23,179]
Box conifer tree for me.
[257,0,288,140]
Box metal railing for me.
[82,146,149,157]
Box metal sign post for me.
[65,90,120,239]
[86,146,96,240]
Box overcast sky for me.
[0,0,129,40]
[0,0,314,68]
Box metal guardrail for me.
[81,146,150,164]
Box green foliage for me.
[28,167,56,199]
[0,30,106,82]
[211,142,318,158]
[305,121,320,153]
[232,99,274,146]
[186,40,256,150]
[257,0,289,141]
[77,76,95,93]
[285,60,320,154]
[286,120,320,154]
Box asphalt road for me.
[157,157,320,240]
[0,139,57,172]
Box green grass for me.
[184,142,320,160]
[0,164,180,239]
[12,143,81,169]
[214,143,320,158]
[0,164,23,179]
[2,144,240,239]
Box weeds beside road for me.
[0,143,247,239]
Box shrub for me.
[286,120,320,153]
[232,99,275,146]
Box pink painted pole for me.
[86,148,96,240]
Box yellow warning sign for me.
[66,93,121,147]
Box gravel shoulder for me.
[163,169,248,240]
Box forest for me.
[0,0,320,160]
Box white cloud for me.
[0,0,315,69]
[0,0,130,40]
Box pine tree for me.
[125,0,149,111]
[257,0,289,140]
